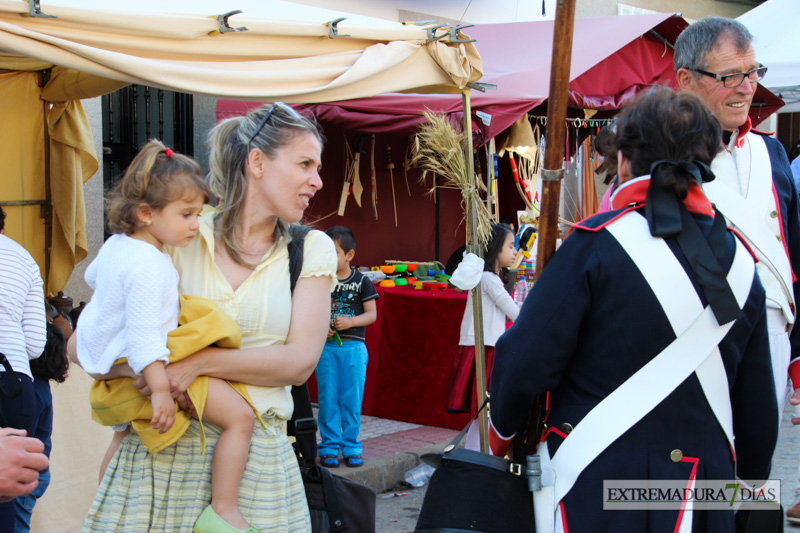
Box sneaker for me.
[787,501,800,524]
[344,455,364,468]
[320,455,339,468]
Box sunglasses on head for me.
[247,102,303,147]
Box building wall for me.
[287,0,753,22]
[193,94,218,178]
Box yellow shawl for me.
[89,295,265,453]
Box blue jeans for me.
[14,378,52,532]
[0,373,36,531]
[316,340,368,458]
[14,469,49,532]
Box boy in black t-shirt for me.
[317,226,378,468]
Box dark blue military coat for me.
[490,180,778,532]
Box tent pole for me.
[535,0,576,278]
[40,69,53,293]
[462,90,489,453]
[512,0,577,461]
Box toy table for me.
[309,284,472,430]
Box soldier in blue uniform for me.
[489,88,778,532]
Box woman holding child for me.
[78,103,337,532]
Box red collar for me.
[728,117,751,150]
[611,177,714,217]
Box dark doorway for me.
[101,86,193,237]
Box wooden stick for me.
[461,91,490,454]
[403,143,412,196]
[370,134,378,220]
[312,209,339,223]
[353,134,365,207]
[337,136,353,216]
[387,144,398,227]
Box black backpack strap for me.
[287,225,311,293]
[285,226,348,531]
[285,225,320,466]
[290,382,320,470]
[319,466,347,532]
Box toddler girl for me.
[446,222,520,449]
[76,140,258,533]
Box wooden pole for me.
[534,0,576,280]
[512,0,577,461]
[462,91,489,453]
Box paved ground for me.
[376,485,427,533]
[322,401,800,532]
[773,401,800,527]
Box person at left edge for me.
[0,205,47,530]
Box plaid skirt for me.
[83,416,310,532]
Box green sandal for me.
[193,504,260,533]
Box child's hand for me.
[333,316,351,331]
[150,391,175,434]
[327,326,336,338]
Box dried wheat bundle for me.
[412,111,492,248]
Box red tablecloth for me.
[309,284,472,430]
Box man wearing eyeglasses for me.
[676,17,800,525]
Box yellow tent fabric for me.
[0,69,121,293]
[89,295,264,454]
[46,100,94,292]
[0,71,46,273]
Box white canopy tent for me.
[738,0,800,112]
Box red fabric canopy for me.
[218,13,781,138]
[219,13,689,133]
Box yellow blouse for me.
[169,211,337,419]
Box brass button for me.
[777,235,783,242]
[670,449,683,462]
[770,210,778,219]
[560,423,573,435]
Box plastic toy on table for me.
[423,281,449,292]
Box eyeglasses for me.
[692,65,768,88]
[247,102,302,148]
